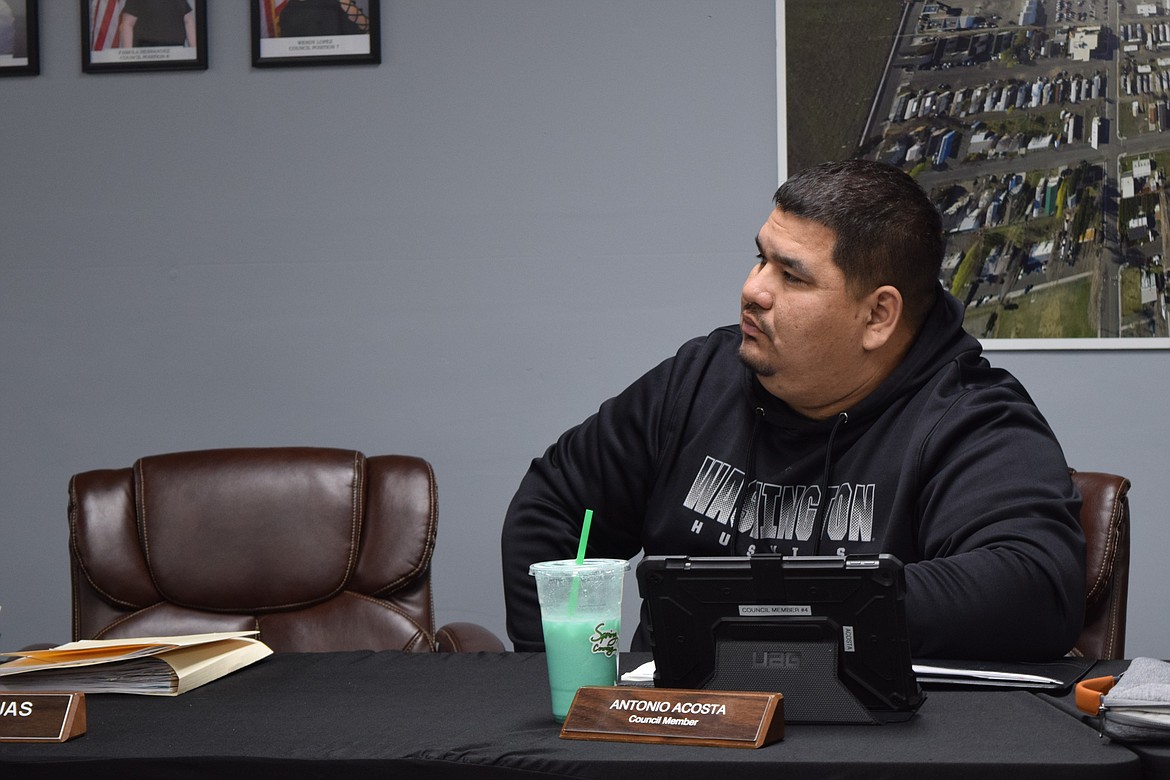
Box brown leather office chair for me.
[67,447,503,653]
[1069,470,1131,660]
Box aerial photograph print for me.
[783,0,1170,347]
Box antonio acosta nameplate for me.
[560,686,783,748]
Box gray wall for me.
[1,1,1165,659]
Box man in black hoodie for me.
[501,159,1085,661]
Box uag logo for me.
[751,651,801,669]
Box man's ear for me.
[861,285,903,351]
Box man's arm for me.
[500,355,681,651]
[501,459,598,652]
[903,385,1085,661]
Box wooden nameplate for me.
[0,692,86,742]
[560,686,783,748]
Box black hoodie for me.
[501,290,1085,661]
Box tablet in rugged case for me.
[636,553,924,724]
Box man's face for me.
[739,207,876,419]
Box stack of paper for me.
[0,631,272,696]
[910,657,1096,690]
[621,657,1095,691]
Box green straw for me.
[568,509,594,614]
[575,509,594,564]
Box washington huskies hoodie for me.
[502,290,1085,661]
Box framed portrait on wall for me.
[776,0,1170,350]
[0,0,39,77]
[81,0,208,74]
[252,0,380,68]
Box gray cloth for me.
[1101,657,1170,742]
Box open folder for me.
[910,657,1096,691]
[0,631,272,696]
[624,656,1097,693]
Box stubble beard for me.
[738,342,777,378]
[738,308,778,378]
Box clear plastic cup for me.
[529,558,628,722]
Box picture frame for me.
[776,0,1170,350]
[0,0,39,77]
[81,0,207,74]
[251,0,380,69]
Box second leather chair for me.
[67,447,503,653]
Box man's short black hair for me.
[773,159,944,331]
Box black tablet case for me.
[636,554,925,724]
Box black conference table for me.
[0,651,1151,779]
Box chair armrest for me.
[435,622,506,653]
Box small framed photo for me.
[81,0,207,74]
[0,0,39,77]
[252,0,380,68]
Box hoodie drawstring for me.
[731,407,765,554]
[811,411,849,555]
[732,408,848,556]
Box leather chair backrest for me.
[1070,470,1131,660]
[68,448,439,652]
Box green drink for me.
[542,615,621,721]
[529,558,628,723]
